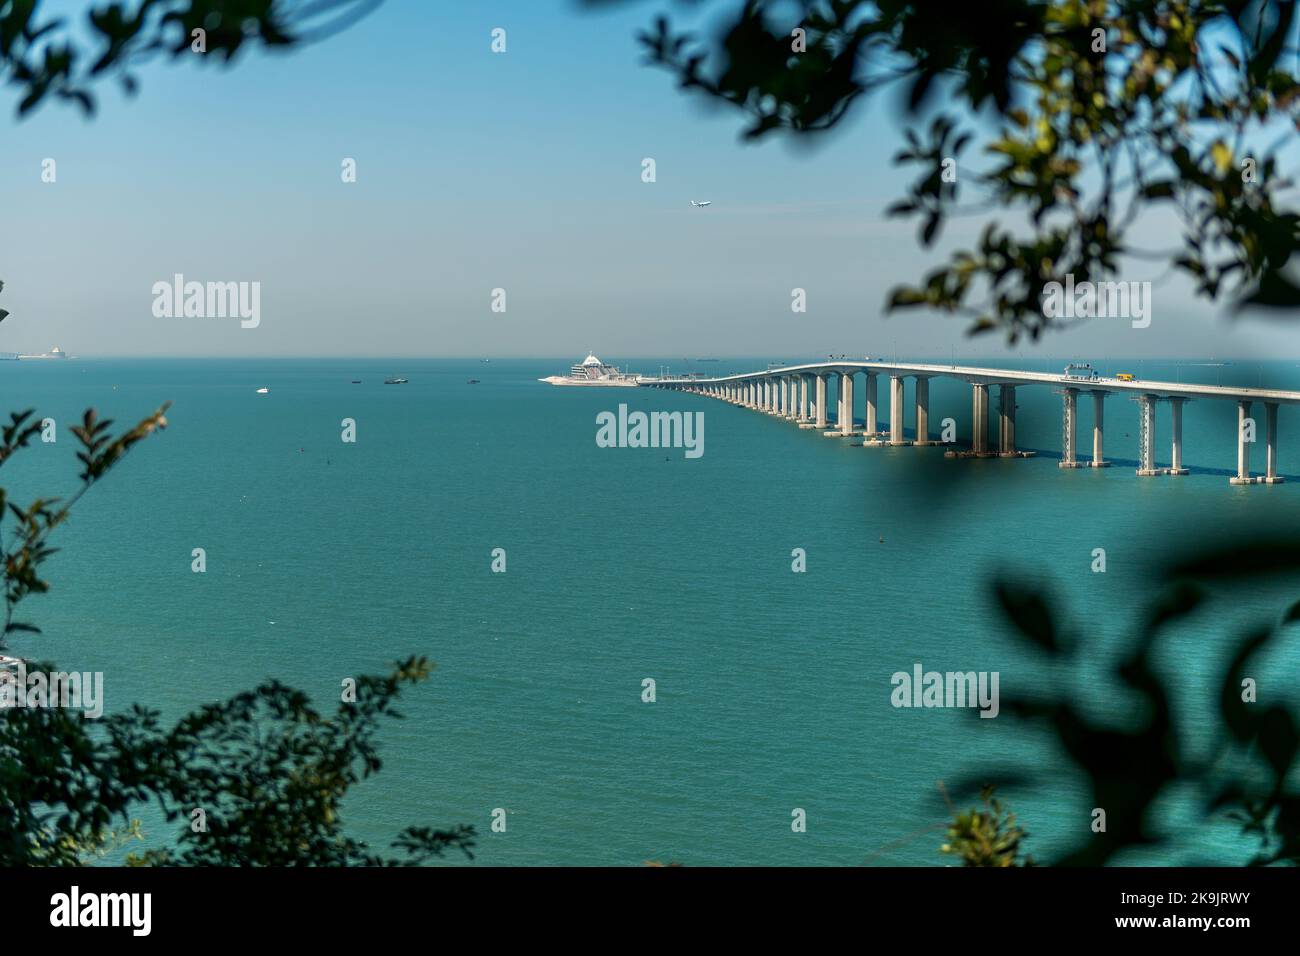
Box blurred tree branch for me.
[598,0,1300,339]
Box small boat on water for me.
[467,378,480,384]
[384,377,408,385]
[256,387,269,394]
[350,380,361,384]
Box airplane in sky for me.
[690,200,712,207]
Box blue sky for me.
[0,0,1295,359]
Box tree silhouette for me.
[594,0,1300,340]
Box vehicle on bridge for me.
[1116,372,1136,381]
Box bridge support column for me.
[1265,402,1283,483]
[799,376,809,421]
[779,378,789,416]
[1231,400,1253,484]
[890,375,910,445]
[971,384,989,455]
[1136,394,1158,475]
[865,372,879,437]
[998,385,1018,455]
[839,372,855,436]
[788,375,799,419]
[1090,391,1110,467]
[1059,388,1079,468]
[915,376,932,444]
[1169,398,1188,475]
[815,374,827,428]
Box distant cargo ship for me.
[540,353,639,387]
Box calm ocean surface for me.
[3,356,1299,866]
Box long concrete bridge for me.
[643,361,1298,484]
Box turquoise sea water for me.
[3,357,1300,866]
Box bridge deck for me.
[644,361,1300,405]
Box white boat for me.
[256,387,269,394]
[540,353,640,387]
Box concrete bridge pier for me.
[1136,394,1159,476]
[912,375,942,445]
[1265,402,1283,483]
[1059,388,1082,468]
[1090,390,1110,467]
[861,372,887,445]
[1169,397,1189,475]
[798,375,819,428]
[837,371,856,436]
[865,372,879,438]
[972,383,990,454]
[948,382,991,457]
[813,374,828,429]
[1226,399,1279,485]
[826,373,844,434]
[1231,400,1254,484]
[997,384,1026,456]
[890,374,911,445]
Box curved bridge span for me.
[643,361,1300,485]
